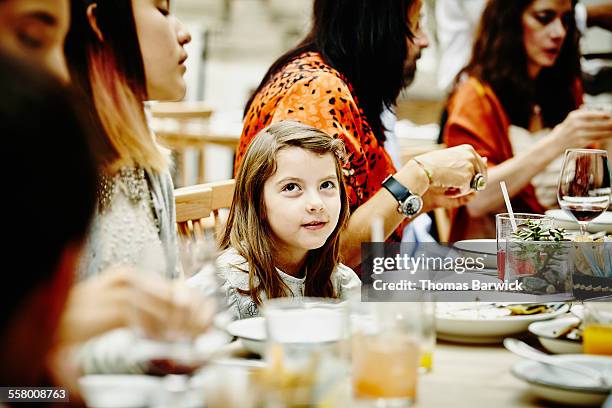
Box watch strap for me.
[382,175,413,203]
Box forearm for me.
[340,190,406,267]
[466,136,562,217]
[339,161,429,267]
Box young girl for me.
[218,121,361,320]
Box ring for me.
[471,173,486,191]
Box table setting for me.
[73,149,612,407]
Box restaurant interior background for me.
[154,0,612,186]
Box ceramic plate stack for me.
[452,239,498,270]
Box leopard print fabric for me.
[237,52,405,241]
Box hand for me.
[404,144,487,194]
[422,190,476,213]
[551,109,612,151]
[57,267,213,344]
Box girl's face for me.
[263,147,342,263]
[132,0,191,101]
[0,0,69,81]
[522,0,572,78]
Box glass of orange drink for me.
[351,302,421,406]
[583,300,612,356]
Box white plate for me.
[436,303,570,344]
[528,316,583,354]
[79,375,162,408]
[225,308,348,355]
[452,239,498,269]
[511,354,612,406]
[131,328,232,365]
[226,317,266,355]
[546,209,612,233]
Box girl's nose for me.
[306,193,325,213]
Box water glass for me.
[496,213,551,280]
[351,302,421,406]
[261,297,350,407]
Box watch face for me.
[400,195,423,217]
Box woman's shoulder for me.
[452,77,496,103]
[268,52,352,98]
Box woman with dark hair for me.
[65,0,191,279]
[444,0,612,240]
[238,0,487,267]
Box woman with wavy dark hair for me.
[238,0,487,267]
[444,0,612,240]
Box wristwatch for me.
[382,175,423,218]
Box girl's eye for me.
[321,180,336,190]
[282,183,300,192]
[158,7,170,16]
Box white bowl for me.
[79,375,162,408]
[511,354,612,406]
[528,316,583,354]
[226,317,266,355]
[453,239,498,269]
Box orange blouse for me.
[237,52,405,241]
[444,78,547,241]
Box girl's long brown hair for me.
[220,121,350,305]
[460,0,581,129]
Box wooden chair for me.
[175,179,235,240]
[150,101,213,120]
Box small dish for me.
[79,375,162,408]
[511,354,612,406]
[528,316,582,354]
[453,239,498,269]
[225,317,266,355]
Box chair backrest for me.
[174,179,235,240]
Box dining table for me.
[207,334,574,407]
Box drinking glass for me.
[557,149,611,236]
[495,213,551,280]
[351,302,421,407]
[419,301,435,374]
[262,297,350,407]
[583,300,612,355]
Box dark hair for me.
[462,0,581,128]
[65,0,168,172]
[0,51,97,329]
[244,0,417,143]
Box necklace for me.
[97,167,149,213]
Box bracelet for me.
[412,158,433,185]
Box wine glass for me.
[557,149,611,236]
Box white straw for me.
[500,181,517,232]
[371,216,384,242]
